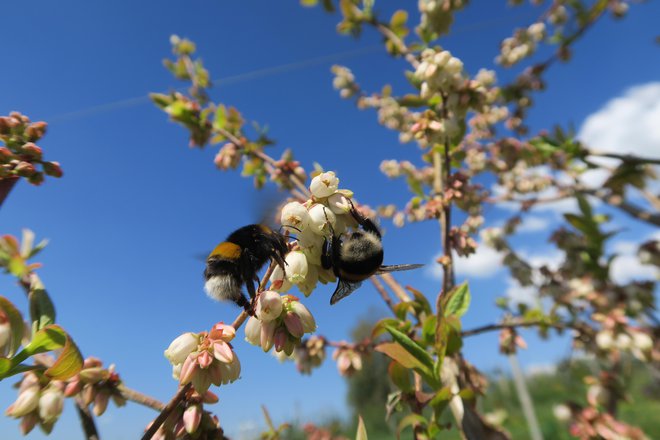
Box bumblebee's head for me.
[261,225,289,261]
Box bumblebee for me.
[321,204,423,304]
[204,224,289,313]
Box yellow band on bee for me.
[210,242,242,260]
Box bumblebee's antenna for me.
[280,225,301,233]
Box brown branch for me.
[587,150,660,166]
[141,383,192,440]
[118,385,165,411]
[74,398,100,440]
[0,177,18,208]
[370,276,396,313]
[379,273,411,302]
[461,320,568,338]
[583,189,660,227]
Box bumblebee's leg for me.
[235,293,253,315]
[321,237,333,270]
[348,200,382,238]
[272,252,287,277]
[244,278,258,316]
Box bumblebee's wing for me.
[376,264,424,274]
[330,279,363,305]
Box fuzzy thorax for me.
[204,275,242,302]
[340,231,383,262]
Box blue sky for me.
[0,1,658,439]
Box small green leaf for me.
[376,342,425,371]
[397,414,427,438]
[444,282,471,317]
[388,360,414,392]
[385,326,434,371]
[356,415,368,440]
[29,280,56,332]
[0,296,25,357]
[45,332,83,380]
[214,105,227,130]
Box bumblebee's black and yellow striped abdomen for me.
[204,224,289,313]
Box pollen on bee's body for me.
[209,242,242,260]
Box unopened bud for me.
[43,161,63,178]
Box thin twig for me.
[461,320,567,338]
[141,383,192,440]
[379,273,411,302]
[0,177,18,208]
[118,385,165,411]
[74,398,100,440]
[370,276,396,313]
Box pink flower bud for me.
[82,384,96,406]
[274,327,288,352]
[197,351,213,369]
[284,312,304,338]
[20,143,42,160]
[179,356,198,385]
[209,322,235,342]
[14,161,36,177]
[25,122,47,141]
[291,301,316,333]
[202,390,219,404]
[184,404,202,434]
[19,413,39,435]
[93,392,110,416]
[64,380,82,397]
[79,367,109,384]
[43,161,63,178]
[212,341,234,364]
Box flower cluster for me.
[148,390,222,440]
[64,357,126,416]
[274,171,365,296]
[0,112,62,185]
[331,65,359,99]
[293,336,326,375]
[245,292,316,354]
[417,0,467,37]
[164,322,241,394]
[496,22,546,67]
[332,344,363,377]
[5,372,65,435]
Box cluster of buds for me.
[269,149,307,190]
[562,404,648,440]
[332,344,364,377]
[64,357,126,416]
[497,22,546,67]
[213,143,241,170]
[0,112,62,185]
[164,322,241,394]
[148,390,224,440]
[245,292,316,354]
[5,372,65,435]
[498,327,527,355]
[417,0,467,37]
[293,336,326,375]
[358,95,416,144]
[415,48,465,100]
[275,171,364,296]
[331,65,360,99]
[594,327,654,362]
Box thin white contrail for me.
[46,45,381,123]
[46,11,537,123]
